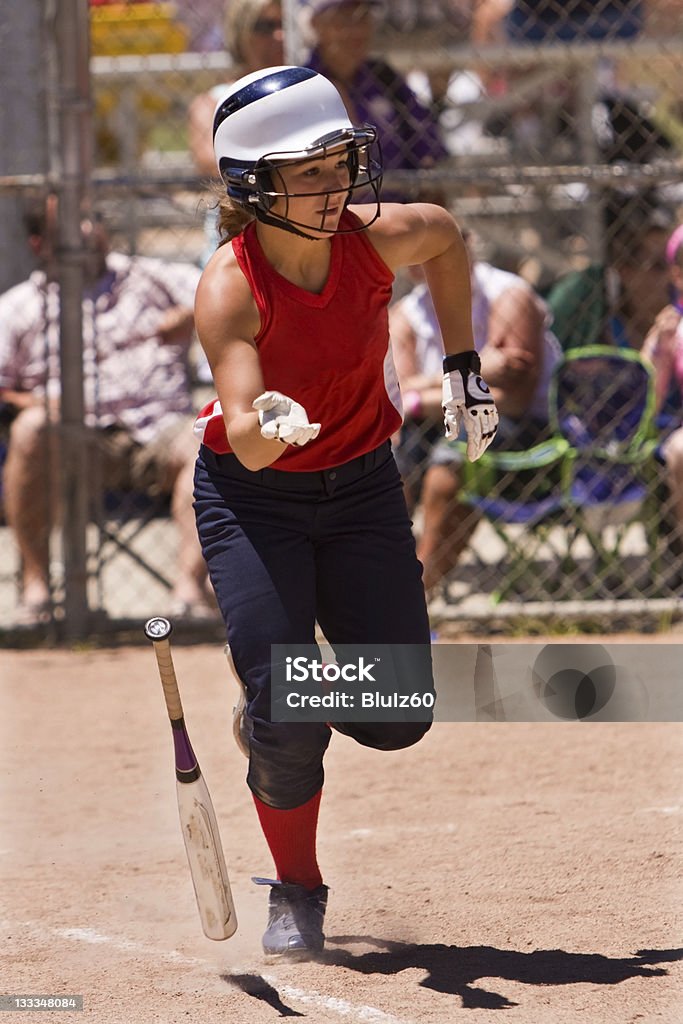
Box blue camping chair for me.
[456,434,571,601]
[452,345,658,602]
[553,345,659,597]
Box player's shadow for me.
[222,973,305,1016]
[323,939,683,1010]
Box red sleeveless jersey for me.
[194,210,403,471]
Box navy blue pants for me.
[193,442,432,809]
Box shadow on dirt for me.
[222,973,305,1016]
[322,938,683,1010]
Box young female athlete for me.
[192,65,498,957]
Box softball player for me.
[192,65,498,957]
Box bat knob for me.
[144,616,173,642]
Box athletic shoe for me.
[224,645,251,758]
[253,877,328,957]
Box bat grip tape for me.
[153,640,184,720]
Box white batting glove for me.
[442,351,499,461]
[252,390,321,447]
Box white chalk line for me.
[261,975,414,1024]
[345,823,456,839]
[638,805,682,815]
[0,920,208,970]
[2,919,415,1024]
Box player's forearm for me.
[226,411,287,471]
[422,240,475,357]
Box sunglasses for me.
[252,17,283,35]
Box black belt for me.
[200,441,393,494]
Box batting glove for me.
[442,351,499,461]
[253,390,321,447]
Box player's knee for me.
[372,720,432,750]
[246,722,331,809]
[247,759,324,809]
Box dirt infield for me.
[1,642,682,1023]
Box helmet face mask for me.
[243,128,382,238]
[213,66,383,240]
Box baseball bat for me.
[144,616,237,940]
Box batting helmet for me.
[212,65,382,238]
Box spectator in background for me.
[467,0,671,166]
[641,223,683,572]
[642,224,683,416]
[175,0,226,52]
[0,198,213,625]
[547,194,673,352]
[392,232,561,594]
[494,0,643,43]
[382,0,469,35]
[188,0,285,265]
[302,0,447,199]
[605,201,673,349]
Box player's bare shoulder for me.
[348,200,419,236]
[195,240,260,344]
[198,240,246,304]
[350,202,460,272]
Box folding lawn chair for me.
[553,345,659,598]
[450,345,658,603]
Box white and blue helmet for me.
[212,66,383,238]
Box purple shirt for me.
[307,51,447,191]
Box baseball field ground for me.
[1,637,681,1023]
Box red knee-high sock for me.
[253,789,323,891]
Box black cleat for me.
[253,877,328,957]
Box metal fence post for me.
[52,0,93,639]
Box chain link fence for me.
[1,0,682,638]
